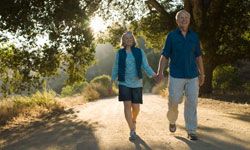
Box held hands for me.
[157,73,164,83]
[152,73,164,84]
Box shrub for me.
[90,75,111,89]
[61,85,74,97]
[61,82,87,97]
[83,83,101,101]
[82,75,118,101]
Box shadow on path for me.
[226,112,250,123]
[129,135,173,150]
[0,109,100,150]
[176,125,249,150]
[130,135,152,150]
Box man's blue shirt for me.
[161,28,202,79]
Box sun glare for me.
[90,16,106,33]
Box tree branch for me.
[145,0,169,17]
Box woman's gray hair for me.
[120,31,136,47]
[175,10,191,20]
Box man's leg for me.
[184,77,199,135]
[167,76,185,131]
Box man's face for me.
[176,12,190,29]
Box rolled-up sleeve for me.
[194,40,202,57]
[141,50,155,78]
[111,52,119,81]
[161,33,172,58]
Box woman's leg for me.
[131,104,140,123]
[123,101,135,131]
[131,104,140,131]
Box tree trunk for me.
[200,59,216,95]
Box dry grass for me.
[0,91,64,126]
[56,95,86,107]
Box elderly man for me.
[157,10,205,140]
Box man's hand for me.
[155,73,164,84]
[199,75,205,86]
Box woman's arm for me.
[141,50,156,78]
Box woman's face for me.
[123,34,134,47]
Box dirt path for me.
[1,94,250,150]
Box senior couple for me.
[109,10,205,141]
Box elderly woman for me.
[109,31,156,141]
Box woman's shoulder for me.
[117,48,126,52]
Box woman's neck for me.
[125,46,131,52]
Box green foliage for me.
[0,45,46,95]
[97,0,146,22]
[0,0,101,96]
[96,22,126,49]
[130,14,171,51]
[61,81,87,97]
[213,65,240,91]
[211,0,250,62]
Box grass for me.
[0,80,118,127]
[0,90,64,126]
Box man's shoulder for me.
[168,29,177,36]
[189,29,199,38]
[167,29,180,38]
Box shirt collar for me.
[176,27,192,35]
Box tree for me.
[182,0,250,94]
[0,0,101,95]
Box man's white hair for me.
[175,10,191,20]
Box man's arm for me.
[196,56,205,86]
[157,55,168,82]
